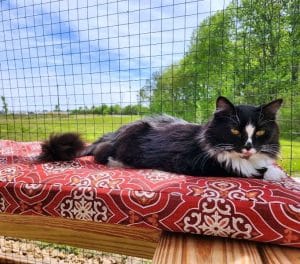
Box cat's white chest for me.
[216,152,285,180]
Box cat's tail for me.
[38,133,86,162]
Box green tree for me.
[1,96,8,114]
[148,8,235,121]
[144,0,299,138]
[232,0,290,103]
[54,104,60,112]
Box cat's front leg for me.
[263,164,289,181]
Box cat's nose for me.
[244,142,253,150]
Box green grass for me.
[0,113,140,142]
[280,139,300,177]
[0,113,299,176]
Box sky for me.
[0,0,231,112]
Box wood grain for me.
[153,232,300,264]
[259,244,300,264]
[0,213,161,259]
[153,232,263,264]
[1,213,300,263]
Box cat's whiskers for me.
[260,144,280,158]
[261,144,279,150]
[263,144,279,149]
[261,148,279,153]
[199,152,213,172]
[192,143,234,171]
[191,152,203,166]
[212,144,234,152]
[261,145,278,150]
[261,148,279,155]
[192,152,210,171]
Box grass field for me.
[280,139,300,177]
[0,113,299,176]
[0,114,141,142]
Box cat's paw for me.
[263,165,288,181]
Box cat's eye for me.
[231,128,240,136]
[256,130,265,136]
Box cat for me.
[38,96,287,181]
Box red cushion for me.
[0,140,299,247]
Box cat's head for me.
[203,96,283,176]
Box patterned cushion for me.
[0,140,299,248]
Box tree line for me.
[0,100,150,116]
[70,104,149,115]
[139,0,299,139]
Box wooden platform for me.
[0,213,299,263]
[153,233,300,264]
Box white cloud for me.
[0,0,231,112]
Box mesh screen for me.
[0,1,299,171]
[0,236,151,264]
[0,0,299,262]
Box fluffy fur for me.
[38,97,285,180]
[38,133,85,162]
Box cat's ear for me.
[216,96,235,113]
[261,99,283,117]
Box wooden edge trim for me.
[0,213,161,259]
[258,244,300,264]
[1,214,299,263]
[153,232,263,264]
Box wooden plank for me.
[0,255,30,264]
[259,244,300,264]
[152,232,263,264]
[1,213,299,263]
[0,213,161,259]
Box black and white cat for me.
[39,96,287,181]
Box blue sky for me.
[0,0,231,112]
